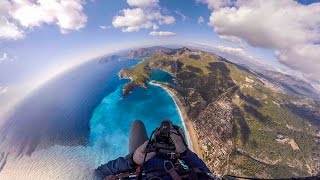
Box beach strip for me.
[150,82,203,158]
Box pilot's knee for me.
[131,119,144,128]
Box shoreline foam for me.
[149,81,202,158]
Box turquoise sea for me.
[0,58,183,179]
[89,63,183,165]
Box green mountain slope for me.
[119,47,320,178]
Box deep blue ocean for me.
[0,58,183,179]
[88,61,183,166]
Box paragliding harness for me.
[116,120,216,180]
[113,120,320,180]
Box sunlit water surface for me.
[0,58,183,179]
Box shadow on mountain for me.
[234,149,308,178]
[202,63,234,99]
[207,62,230,74]
[244,104,271,123]
[217,56,255,76]
[285,104,320,127]
[176,71,197,84]
[172,61,184,72]
[238,92,262,108]
[186,65,203,74]
[232,107,250,144]
[174,62,235,118]
[188,54,201,60]
[157,60,184,73]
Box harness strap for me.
[190,168,202,180]
[164,161,182,180]
[116,172,135,179]
[167,168,182,180]
[190,168,202,173]
[116,163,212,180]
[136,165,141,173]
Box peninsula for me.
[119,47,320,178]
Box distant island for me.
[119,47,320,178]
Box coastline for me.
[149,81,203,158]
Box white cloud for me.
[0,86,8,95]
[112,0,175,32]
[214,45,254,60]
[200,0,320,82]
[149,31,176,36]
[197,0,232,10]
[0,17,24,40]
[0,0,87,40]
[191,42,269,69]
[0,52,8,62]
[127,0,159,7]
[99,25,111,30]
[113,8,151,32]
[218,35,243,44]
[208,44,264,64]
[0,52,16,63]
[175,10,187,21]
[197,16,204,24]
[161,15,175,24]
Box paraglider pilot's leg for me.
[95,120,149,179]
[129,120,148,153]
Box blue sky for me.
[0,0,319,113]
[0,0,270,83]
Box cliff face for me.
[120,47,320,178]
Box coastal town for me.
[119,47,320,178]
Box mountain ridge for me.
[119,47,320,178]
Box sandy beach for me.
[150,81,203,158]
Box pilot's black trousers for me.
[129,120,148,153]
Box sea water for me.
[0,59,183,179]
[89,67,183,166]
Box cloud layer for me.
[200,0,320,81]
[213,45,256,61]
[149,31,176,36]
[0,0,87,40]
[0,17,24,40]
[175,10,187,22]
[127,0,159,7]
[112,0,175,32]
[197,16,204,24]
[99,25,111,30]
[0,86,8,95]
[0,52,16,63]
[0,52,8,62]
[197,0,232,10]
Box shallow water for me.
[88,66,182,166]
[0,58,183,179]
[150,68,175,84]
